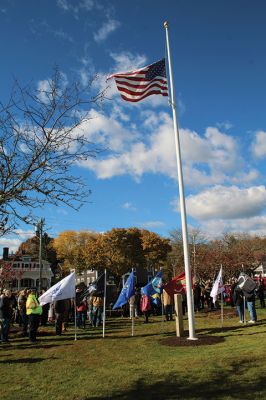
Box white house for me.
[1,247,53,290]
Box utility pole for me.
[35,218,45,293]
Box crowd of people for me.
[0,287,105,343]
[0,276,265,343]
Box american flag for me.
[108,58,168,102]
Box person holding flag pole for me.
[38,271,77,340]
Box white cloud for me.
[110,52,147,72]
[251,130,266,158]
[122,202,137,211]
[216,121,233,130]
[57,0,95,14]
[0,230,35,254]
[199,216,266,238]
[56,0,70,11]
[37,73,68,104]
[186,185,266,220]
[77,105,258,189]
[139,221,166,229]
[93,19,120,42]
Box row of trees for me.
[169,229,266,279]
[52,228,172,280]
[13,227,266,283]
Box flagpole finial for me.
[164,21,169,29]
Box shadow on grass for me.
[0,356,58,364]
[197,321,266,336]
[88,362,266,400]
[7,342,73,350]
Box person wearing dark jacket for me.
[54,299,67,336]
[233,286,244,323]
[257,281,265,308]
[0,290,14,343]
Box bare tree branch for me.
[0,68,107,235]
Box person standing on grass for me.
[193,282,202,312]
[162,289,173,321]
[26,288,42,342]
[91,296,103,327]
[140,294,151,323]
[0,289,13,343]
[242,286,257,324]
[54,299,67,336]
[256,281,265,308]
[233,286,244,323]
[18,289,28,337]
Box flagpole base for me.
[187,336,198,341]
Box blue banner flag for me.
[113,271,135,310]
[141,270,163,298]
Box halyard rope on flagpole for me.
[164,21,197,340]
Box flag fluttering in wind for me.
[141,270,163,301]
[113,271,135,310]
[108,58,168,102]
[210,267,225,304]
[39,271,76,306]
[163,272,187,297]
[81,273,105,298]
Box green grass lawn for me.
[1,306,266,400]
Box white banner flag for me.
[210,267,225,304]
[39,271,76,305]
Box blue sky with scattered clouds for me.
[1,0,266,253]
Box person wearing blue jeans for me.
[243,289,257,323]
[233,286,244,323]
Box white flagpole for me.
[131,304,134,337]
[74,298,77,341]
[131,268,135,337]
[243,296,246,324]
[164,21,196,340]
[103,269,107,338]
[221,265,224,328]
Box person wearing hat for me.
[26,288,42,342]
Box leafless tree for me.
[0,69,106,235]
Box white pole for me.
[103,269,107,338]
[221,292,224,327]
[164,21,196,340]
[243,296,246,324]
[132,304,134,337]
[221,265,224,327]
[131,269,135,337]
[74,298,77,341]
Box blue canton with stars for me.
[145,59,166,80]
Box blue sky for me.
[1,0,266,253]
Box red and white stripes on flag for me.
[108,58,168,102]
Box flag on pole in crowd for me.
[210,267,225,304]
[108,58,168,102]
[141,270,163,301]
[39,271,76,305]
[113,271,135,310]
[163,272,187,297]
[81,273,105,298]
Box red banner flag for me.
[164,272,187,297]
